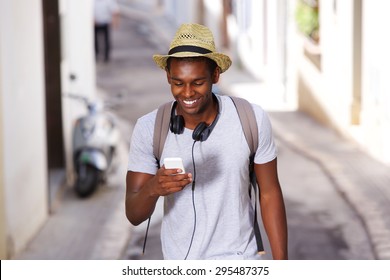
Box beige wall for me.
[60,0,96,184]
[297,0,356,132]
[0,0,48,257]
[296,0,390,164]
[0,32,7,259]
[0,0,97,259]
[361,0,390,163]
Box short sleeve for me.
[252,105,277,164]
[127,111,159,175]
[110,0,119,13]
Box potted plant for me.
[295,0,319,44]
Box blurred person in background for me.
[125,23,288,260]
[94,0,120,62]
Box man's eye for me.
[194,82,204,86]
[174,83,183,86]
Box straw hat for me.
[153,23,232,73]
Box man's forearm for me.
[125,172,160,226]
[125,188,159,226]
[260,192,288,259]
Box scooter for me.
[67,94,120,198]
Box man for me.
[93,0,119,62]
[125,23,287,260]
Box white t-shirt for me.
[94,0,119,24]
[128,94,277,259]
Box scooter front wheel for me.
[75,164,100,198]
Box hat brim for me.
[153,52,232,73]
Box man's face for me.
[166,58,220,117]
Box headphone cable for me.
[142,216,151,255]
[184,140,197,260]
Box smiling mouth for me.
[183,99,198,106]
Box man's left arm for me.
[111,0,120,28]
[255,158,288,259]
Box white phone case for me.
[163,157,185,174]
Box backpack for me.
[152,96,265,255]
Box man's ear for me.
[166,70,172,84]
[212,67,221,84]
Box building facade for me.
[0,0,95,259]
[295,0,390,164]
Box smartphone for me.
[163,157,185,174]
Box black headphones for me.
[170,98,220,142]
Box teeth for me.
[183,99,197,105]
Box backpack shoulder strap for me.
[230,96,265,255]
[153,101,172,166]
[229,96,258,155]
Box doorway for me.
[42,0,66,212]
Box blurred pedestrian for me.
[94,0,120,62]
[125,23,288,260]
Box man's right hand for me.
[150,165,193,196]
[125,168,192,225]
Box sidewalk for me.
[14,0,390,260]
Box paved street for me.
[13,0,390,260]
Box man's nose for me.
[183,84,195,97]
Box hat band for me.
[168,45,212,55]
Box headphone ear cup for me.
[170,115,185,134]
[192,122,208,141]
